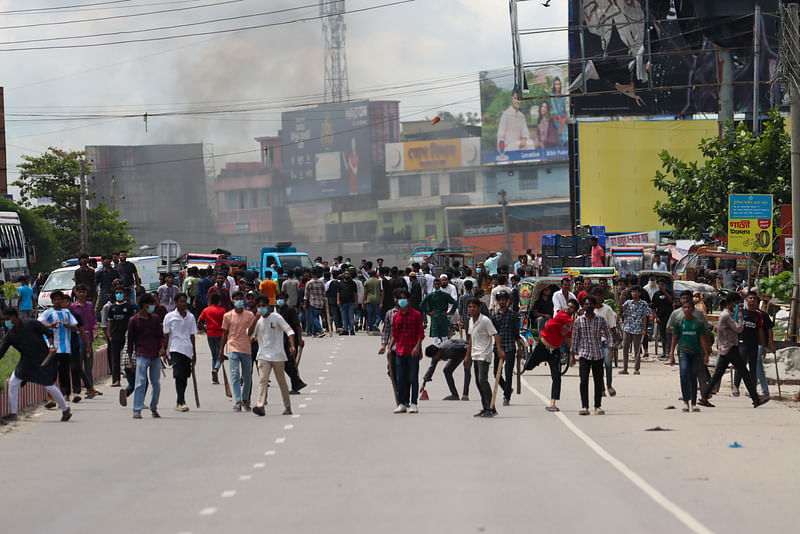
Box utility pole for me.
[499,189,511,262]
[753,1,762,135]
[719,48,734,133]
[786,2,800,341]
[79,158,88,253]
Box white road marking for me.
[275,437,286,444]
[291,414,300,419]
[310,389,318,393]
[304,397,312,401]
[284,424,294,430]
[313,382,321,386]
[326,362,333,366]
[264,450,276,456]
[317,376,325,380]
[521,377,714,534]
[253,462,266,468]
[329,355,335,359]
[299,404,307,408]
[221,490,236,498]
[238,475,252,481]
[322,369,329,373]
[198,507,217,516]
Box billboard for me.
[728,194,772,252]
[282,101,372,201]
[384,138,480,172]
[480,67,569,165]
[568,0,782,116]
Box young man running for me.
[389,289,425,414]
[1,307,72,422]
[669,300,709,412]
[249,296,296,416]
[198,292,226,384]
[571,296,612,415]
[220,291,255,411]
[465,298,504,417]
[38,291,79,399]
[128,294,165,419]
[163,293,197,412]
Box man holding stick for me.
[465,298,504,418]
[163,293,197,412]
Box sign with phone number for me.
[728,194,772,253]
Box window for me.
[519,168,539,190]
[430,176,439,196]
[425,210,436,221]
[224,191,237,211]
[235,222,250,234]
[404,211,413,223]
[450,172,476,193]
[424,224,437,238]
[383,212,393,224]
[399,175,421,197]
[485,174,497,194]
[259,189,271,207]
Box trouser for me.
[8,372,69,414]
[109,338,125,383]
[493,348,516,401]
[657,317,670,356]
[341,302,355,333]
[256,360,290,410]
[602,341,613,388]
[422,357,471,397]
[473,360,492,411]
[395,354,420,406]
[171,352,192,405]
[133,356,161,413]
[697,356,711,392]
[228,351,253,404]
[525,342,562,400]
[367,303,381,331]
[679,352,700,405]
[328,302,342,329]
[80,337,94,389]
[309,306,323,335]
[56,353,71,395]
[702,346,760,404]
[124,365,137,395]
[283,345,304,390]
[733,345,770,396]
[622,332,643,372]
[69,349,92,394]
[579,357,604,409]
[18,310,33,319]
[207,336,222,371]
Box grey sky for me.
[1,0,567,193]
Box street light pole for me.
[79,158,88,253]
[499,189,511,262]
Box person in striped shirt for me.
[571,296,612,415]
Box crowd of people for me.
[0,248,787,423]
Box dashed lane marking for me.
[275,437,286,444]
[284,424,294,430]
[299,404,307,408]
[304,397,312,401]
[291,414,300,419]
[264,450,276,456]
[238,475,252,481]
[310,389,318,393]
[221,490,236,498]
[198,508,217,516]
[253,463,265,468]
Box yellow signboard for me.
[727,194,773,253]
[403,139,462,171]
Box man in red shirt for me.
[389,289,424,414]
[523,298,578,412]
[198,292,226,384]
[590,236,605,267]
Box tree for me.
[652,110,791,240]
[0,196,61,272]
[13,147,135,258]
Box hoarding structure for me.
[728,194,773,253]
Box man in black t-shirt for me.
[650,278,673,359]
[337,271,358,336]
[106,289,135,392]
[115,250,140,292]
[733,291,769,398]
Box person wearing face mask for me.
[571,296,612,415]
[107,285,135,390]
[389,289,425,414]
[163,293,197,412]
[276,291,306,394]
[693,292,707,318]
[220,291,255,412]
[420,278,456,345]
[127,294,166,419]
[249,296,296,417]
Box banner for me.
[728,194,773,253]
[480,67,569,165]
[384,138,480,172]
[606,231,659,248]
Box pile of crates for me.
[541,227,606,275]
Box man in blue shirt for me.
[16,276,35,319]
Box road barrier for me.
[1,344,109,417]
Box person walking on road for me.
[363,270,382,333]
[208,272,232,311]
[492,291,521,406]
[16,276,35,319]
[108,286,136,396]
[128,294,165,419]
[590,287,618,397]
[389,290,425,414]
[523,299,578,412]
[163,293,197,413]
[38,291,79,399]
[420,278,456,345]
[250,296,296,416]
[277,291,307,394]
[620,286,649,375]
[70,285,100,400]
[337,270,358,336]
[650,277,674,360]
[465,298,504,417]
[1,307,72,422]
[258,270,278,309]
[571,296,612,415]
[198,292,226,384]
[158,273,181,313]
[303,269,326,337]
[422,338,471,401]
[669,300,709,413]
[220,291,255,411]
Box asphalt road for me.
[1,332,798,534]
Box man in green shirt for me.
[183,267,200,308]
[670,301,709,413]
[420,278,457,344]
[363,271,382,333]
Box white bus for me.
[0,211,30,284]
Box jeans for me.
[207,336,222,370]
[228,351,253,404]
[395,354,420,406]
[422,357,471,397]
[328,301,342,329]
[733,345,770,396]
[367,303,381,331]
[493,348,516,401]
[525,342,562,400]
[622,332,643,372]
[309,306,323,335]
[340,302,355,333]
[679,352,700,405]
[702,346,760,404]
[133,356,161,413]
[602,341,613,387]
[579,357,604,408]
[473,360,492,410]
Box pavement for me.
[0,332,798,534]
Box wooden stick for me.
[191,361,200,408]
[516,349,522,394]
[773,351,782,399]
[221,362,232,398]
[490,359,503,410]
[387,351,399,406]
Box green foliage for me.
[652,110,791,240]
[758,270,793,301]
[434,110,480,127]
[2,282,18,301]
[0,196,61,272]
[13,147,135,259]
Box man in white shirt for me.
[496,89,531,151]
[553,277,577,314]
[484,252,502,276]
[423,268,436,295]
[439,274,458,301]
[249,295,296,416]
[465,297,504,417]
[489,275,512,313]
[652,254,668,271]
[163,293,197,412]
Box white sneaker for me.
[408,404,418,414]
[392,404,407,414]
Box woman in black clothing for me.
[530,285,555,332]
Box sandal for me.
[594,408,605,415]
[691,406,701,412]
[681,406,690,412]
[579,408,590,415]
[545,405,560,412]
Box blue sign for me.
[483,146,568,165]
[729,194,773,219]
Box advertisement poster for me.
[728,194,772,253]
[282,101,372,201]
[480,67,569,165]
[568,0,782,116]
[384,138,481,172]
